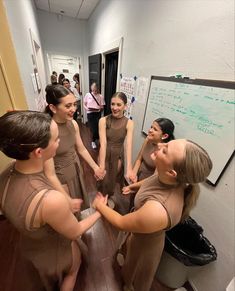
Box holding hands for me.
[125,169,137,184]
[94,166,106,181]
[70,198,83,213]
[92,192,108,209]
[122,186,133,195]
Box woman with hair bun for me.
[44,84,105,208]
[98,92,135,207]
[0,110,107,290]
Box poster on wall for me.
[120,76,137,119]
[135,77,149,104]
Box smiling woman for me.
[93,139,213,291]
[44,84,105,209]
[97,92,135,206]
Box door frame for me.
[46,52,83,92]
[101,37,123,96]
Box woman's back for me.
[0,163,72,290]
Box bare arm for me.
[44,158,68,197]
[122,178,147,195]
[132,138,149,177]
[41,191,103,240]
[72,120,105,179]
[93,193,168,233]
[44,158,82,212]
[98,117,107,170]
[125,120,135,181]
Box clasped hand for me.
[94,167,106,181]
[92,192,108,209]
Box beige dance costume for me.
[138,141,156,181]
[98,114,128,196]
[0,163,73,291]
[54,121,89,208]
[119,174,184,291]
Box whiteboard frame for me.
[142,76,235,187]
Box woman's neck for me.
[15,159,44,174]
[157,171,178,186]
[53,115,67,124]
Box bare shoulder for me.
[42,190,69,212]
[127,119,134,129]
[72,119,79,130]
[99,116,106,125]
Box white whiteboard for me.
[142,77,235,185]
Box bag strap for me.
[90,92,100,107]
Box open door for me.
[104,51,119,115]
[88,53,102,90]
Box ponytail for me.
[45,104,53,116]
[181,183,200,222]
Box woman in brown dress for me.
[44,85,105,209]
[93,139,212,291]
[132,118,175,182]
[0,111,107,291]
[98,92,135,206]
[127,118,175,210]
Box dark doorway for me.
[88,53,102,90]
[104,51,119,116]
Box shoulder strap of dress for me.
[29,189,51,230]
[1,166,14,213]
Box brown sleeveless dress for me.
[120,174,184,291]
[138,141,156,181]
[54,121,88,208]
[98,114,129,196]
[0,163,72,291]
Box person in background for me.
[50,71,58,85]
[93,139,212,291]
[62,78,80,100]
[51,74,58,85]
[58,73,65,85]
[98,92,135,208]
[62,78,80,120]
[0,110,107,291]
[44,85,105,209]
[84,83,105,149]
[73,73,81,94]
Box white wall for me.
[3,0,47,110]
[87,1,235,290]
[36,10,89,95]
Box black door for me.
[88,53,102,91]
[104,51,119,116]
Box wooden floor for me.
[0,122,175,291]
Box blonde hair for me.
[174,140,213,221]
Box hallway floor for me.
[0,122,176,291]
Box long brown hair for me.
[174,140,213,221]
